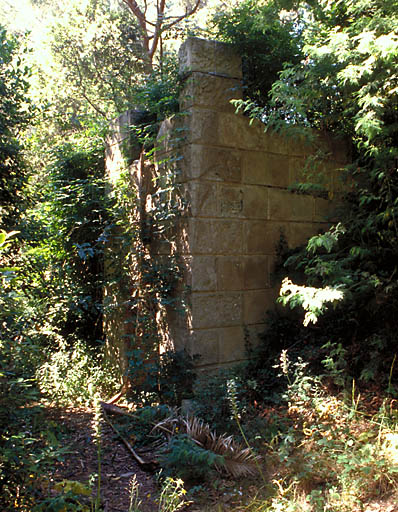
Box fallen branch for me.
[102,408,158,471]
[100,401,137,418]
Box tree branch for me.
[162,0,201,32]
[123,0,203,67]
[122,0,150,53]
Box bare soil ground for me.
[47,406,159,511]
[44,405,262,511]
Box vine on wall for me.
[105,118,193,405]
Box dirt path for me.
[47,406,159,511]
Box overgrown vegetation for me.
[2,0,398,509]
[211,0,303,108]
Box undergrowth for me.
[185,346,398,511]
[37,340,119,405]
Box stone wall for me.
[105,37,348,370]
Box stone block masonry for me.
[105,37,349,371]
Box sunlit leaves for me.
[279,277,344,326]
[0,26,34,227]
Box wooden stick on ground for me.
[100,401,137,418]
[101,408,157,471]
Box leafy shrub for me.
[0,292,65,510]
[126,349,198,406]
[212,0,302,109]
[28,138,109,345]
[37,340,119,405]
[0,26,34,229]
[160,434,225,482]
[262,350,398,511]
[192,367,249,434]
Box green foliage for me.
[157,349,198,404]
[243,312,309,402]
[124,51,182,152]
[225,0,398,385]
[104,101,189,404]
[211,0,302,108]
[37,340,119,405]
[47,0,146,123]
[160,434,225,481]
[0,237,67,510]
[157,477,189,512]
[259,352,398,511]
[33,489,90,512]
[192,368,251,434]
[0,25,34,228]
[131,52,181,122]
[279,277,344,326]
[126,349,198,406]
[26,135,109,344]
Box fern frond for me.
[152,413,262,478]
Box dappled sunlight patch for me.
[279,277,344,326]
[381,432,398,465]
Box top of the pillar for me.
[179,37,242,80]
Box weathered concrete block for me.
[186,145,242,182]
[243,151,290,188]
[268,189,314,222]
[216,256,243,291]
[105,143,129,181]
[219,185,244,217]
[285,132,318,158]
[180,73,242,112]
[243,289,278,324]
[263,129,290,155]
[186,328,220,366]
[243,220,287,255]
[243,256,270,289]
[187,181,218,217]
[105,38,349,372]
[107,110,132,145]
[191,292,242,329]
[288,156,306,184]
[243,185,268,219]
[218,113,266,150]
[218,326,246,362]
[186,108,220,145]
[191,256,217,291]
[190,219,243,254]
[156,118,190,173]
[179,37,242,79]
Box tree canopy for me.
[0,27,34,228]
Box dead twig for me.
[102,408,158,471]
[100,401,138,418]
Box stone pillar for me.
[157,37,348,369]
[105,37,348,372]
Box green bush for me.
[192,367,249,435]
[160,434,225,482]
[37,339,119,405]
[212,0,302,109]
